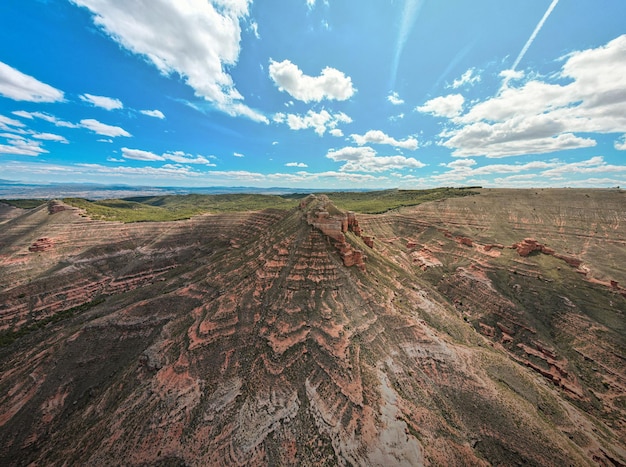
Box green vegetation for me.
[58,188,479,222]
[1,199,46,209]
[63,194,300,222]
[0,297,105,348]
[321,187,479,213]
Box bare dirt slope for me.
[0,190,624,466]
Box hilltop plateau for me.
[0,188,624,466]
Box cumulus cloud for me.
[387,92,404,105]
[327,146,425,172]
[616,135,626,151]
[285,162,308,168]
[140,109,165,119]
[80,119,131,137]
[0,61,64,102]
[121,147,216,165]
[233,152,245,158]
[351,130,418,150]
[274,109,352,136]
[450,68,481,89]
[80,93,123,110]
[269,59,355,102]
[416,94,465,118]
[70,0,267,122]
[431,35,626,158]
[329,128,344,137]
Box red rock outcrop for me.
[304,195,368,271]
[47,200,72,214]
[28,237,54,252]
[511,238,583,268]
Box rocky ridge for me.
[0,190,624,466]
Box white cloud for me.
[121,148,164,161]
[0,135,48,156]
[140,109,165,119]
[249,21,260,39]
[70,0,267,122]
[0,114,26,131]
[285,162,308,168]
[233,152,245,157]
[269,59,355,102]
[432,156,625,185]
[541,156,626,178]
[327,146,425,172]
[329,128,344,137]
[275,109,352,136]
[80,119,131,137]
[450,68,481,89]
[12,110,78,128]
[31,132,69,144]
[387,92,405,105]
[616,135,626,151]
[351,129,418,150]
[306,0,316,8]
[416,94,465,118]
[80,93,123,110]
[166,151,215,165]
[0,61,64,102]
[433,35,626,158]
[122,147,216,165]
[98,138,114,143]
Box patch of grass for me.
[323,187,479,214]
[63,194,300,222]
[0,297,105,348]
[1,199,46,209]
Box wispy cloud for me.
[121,147,216,165]
[0,135,48,156]
[503,0,559,87]
[140,109,165,119]
[80,119,131,137]
[0,61,64,102]
[387,92,405,105]
[12,110,78,128]
[80,93,123,110]
[390,0,425,88]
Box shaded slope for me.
[0,193,624,466]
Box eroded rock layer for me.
[1,190,625,466]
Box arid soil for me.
[0,189,624,466]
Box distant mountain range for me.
[0,179,340,199]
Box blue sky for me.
[1,0,625,189]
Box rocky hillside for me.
[0,190,624,466]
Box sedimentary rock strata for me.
[0,189,624,466]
